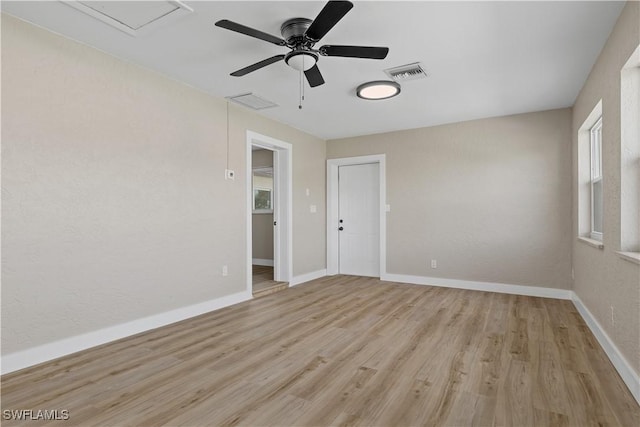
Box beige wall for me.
[571,1,640,374]
[1,14,326,355]
[252,149,274,260]
[328,108,573,290]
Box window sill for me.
[577,236,604,250]
[616,251,640,265]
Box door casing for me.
[327,154,386,277]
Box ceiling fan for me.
[214,0,389,88]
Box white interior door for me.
[338,163,380,276]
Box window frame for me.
[619,45,640,257]
[590,117,603,241]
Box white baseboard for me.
[252,258,274,267]
[1,290,252,375]
[290,269,326,287]
[381,273,573,300]
[572,294,640,405]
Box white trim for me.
[381,273,573,300]
[327,155,386,277]
[1,290,251,375]
[246,131,293,292]
[252,258,274,267]
[290,269,327,287]
[577,236,605,249]
[616,251,640,265]
[572,294,640,405]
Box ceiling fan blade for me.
[305,1,353,42]
[215,19,286,46]
[304,64,325,87]
[230,55,286,77]
[320,45,389,60]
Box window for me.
[253,188,272,210]
[620,45,640,257]
[252,167,273,213]
[578,100,603,247]
[590,117,603,241]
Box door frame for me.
[246,131,293,294]
[326,154,386,277]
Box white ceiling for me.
[2,1,625,140]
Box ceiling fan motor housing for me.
[280,18,313,45]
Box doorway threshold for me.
[252,281,289,298]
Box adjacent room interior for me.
[1,1,639,425]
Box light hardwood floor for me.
[2,276,638,426]
[252,265,288,298]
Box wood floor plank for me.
[1,276,638,426]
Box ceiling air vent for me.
[384,62,428,82]
[62,1,193,36]
[226,93,278,110]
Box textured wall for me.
[571,1,640,374]
[328,109,573,290]
[1,14,326,355]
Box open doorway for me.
[246,131,292,297]
[250,148,284,296]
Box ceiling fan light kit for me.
[214,0,389,89]
[284,50,318,71]
[357,80,401,100]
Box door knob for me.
[338,227,344,231]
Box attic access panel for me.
[62,1,193,36]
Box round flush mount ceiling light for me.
[356,80,401,100]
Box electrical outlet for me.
[222,265,228,276]
[306,188,310,196]
[431,259,437,269]
[225,169,235,180]
[310,204,317,213]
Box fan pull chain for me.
[299,68,303,110]
[298,56,305,110]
